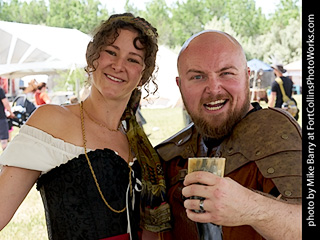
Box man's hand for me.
[182,171,302,240]
[182,171,258,226]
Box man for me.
[156,30,302,240]
[268,64,299,120]
[268,64,293,109]
[0,87,14,150]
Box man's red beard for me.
[182,91,251,141]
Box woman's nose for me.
[112,58,125,72]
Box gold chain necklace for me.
[82,104,120,132]
[80,101,132,213]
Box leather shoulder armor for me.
[156,123,198,161]
[220,107,302,200]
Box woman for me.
[34,82,51,105]
[0,13,170,240]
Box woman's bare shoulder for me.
[26,104,80,135]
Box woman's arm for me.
[0,166,40,230]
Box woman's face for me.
[91,29,146,102]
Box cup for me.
[187,157,226,213]
[188,157,226,177]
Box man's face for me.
[177,32,251,140]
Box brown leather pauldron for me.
[156,107,302,201]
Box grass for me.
[0,186,47,240]
[141,107,186,146]
[0,95,302,239]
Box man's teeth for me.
[204,100,226,111]
[107,74,123,82]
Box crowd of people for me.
[0,12,301,240]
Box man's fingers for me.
[182,184,211,199]
[184,171,220,186]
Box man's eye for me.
[192,75,203,80]
[221,72,234,76]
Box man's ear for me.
[176,77,181,87]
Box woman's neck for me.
[83,95,128,130]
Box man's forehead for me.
[177,30,246,73]
[179,30,239,56]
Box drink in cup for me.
[188,157,226,177]
[188,157,226,213]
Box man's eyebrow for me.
[216,66,239,73]
[186,69,205,74]
[109,44,144,60]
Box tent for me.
[247,58,273,89]
[284,59,301,87]
[247,58,272,72]
[0,22,181,107]
[0,21,91,78]
[141,45,181,108]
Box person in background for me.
[0,87,14,151]
[156,30,301,240]
[34,82,51,105]
[268,64,293,108]
[0,13,171,240]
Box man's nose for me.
[204,76,221,93]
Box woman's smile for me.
[105,74,125,83]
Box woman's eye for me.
[105,50,116,56]
[128,58,140,64]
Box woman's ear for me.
[176,77,181,87]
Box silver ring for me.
[199,199,205,211]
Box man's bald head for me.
[175,30,251,139]
[177,30,247,74]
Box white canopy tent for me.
[0,22,181,107]
[0,21,91,78]
[141,45,181,108]
[284,59,302,88]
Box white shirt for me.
[0,125,86,174]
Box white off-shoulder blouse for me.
[0,125,88,173]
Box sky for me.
[101,0,302,16]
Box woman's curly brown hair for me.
[85,13,159,98]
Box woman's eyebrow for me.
[109,44,144,60]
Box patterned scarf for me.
[123,90,171,233]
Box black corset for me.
[37,148,141,240]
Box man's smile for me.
[204,99,227,111]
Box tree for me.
[269,0,301,28]
[225,0,267,38]
[0,0,47,23]
[140,0,173,46]
[170,0,208,47]
[0,0,302,86]
[46,0,108,34]
[22,0,47,25]
[244,17,301,65]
